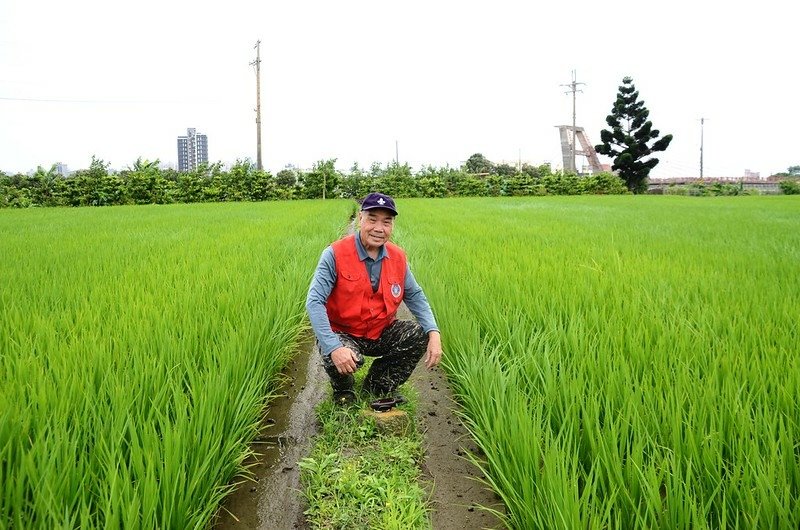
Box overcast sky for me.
[1,0,797,178]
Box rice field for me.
[2,196,798,529]
[0,201,351,528]
[396,196,800,529]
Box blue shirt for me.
[306,236,439,356]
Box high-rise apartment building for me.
[177,128,208,172]
[55,163,70,176]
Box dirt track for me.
[411,365,505,529]
[213,333,324,530]
[215,285,505,530]
[214,321,505,529]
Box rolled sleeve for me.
[305,247,343,356]
[403,263,439,333]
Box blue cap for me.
[360,192,398,216]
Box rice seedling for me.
[396,196,800,529]
[0,200,351,529]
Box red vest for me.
[326,234,407,339]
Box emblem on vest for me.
[391,283,402,298]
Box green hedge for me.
[1,158,630,209]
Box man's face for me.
[359,209,395,250]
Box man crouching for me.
[305,192,442,406]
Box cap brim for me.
[361,205,398,216]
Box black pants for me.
[321,320,428,396]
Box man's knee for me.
[387,320,425,342]
[377,320,427,362]
[404,321,427,354]
[408,321,426,341]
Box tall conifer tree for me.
[595,77,673,193]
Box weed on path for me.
[299,361,429,530]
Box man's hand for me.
[330,346,360,375]
[424,331,442,369]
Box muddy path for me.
[214,289,506,529]
[400,305,506,530]
[411,367,506,529]
[214,332,324,529]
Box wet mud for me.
[214,332,325,530]
[214,302,506,529]
[412,367,506,529]
[398,305,506,530]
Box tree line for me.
[0,154,630,209]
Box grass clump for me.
[299,366,429,530]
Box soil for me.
[213,332,324,530]
[412,366,506,529]
[401,304,506,530]
[214,314,506,530]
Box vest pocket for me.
[335,270,364,319]
[340,271,362,288]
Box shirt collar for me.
[354,233,388,261]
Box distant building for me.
[177,128,208,172]
[26,163,70,177]
[743,169,760,180]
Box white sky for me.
[1,0,798,178]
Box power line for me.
[0,95,148,104]
[0,95,217,105]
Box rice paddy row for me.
[397,196,800,529]
[0,201,351,528]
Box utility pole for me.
[250,40,263,171]
[561,70,585,174]
[395,140,399,165]
[699,117,706,179]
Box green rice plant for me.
[0,200,352,529]
[395,196,800,529]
